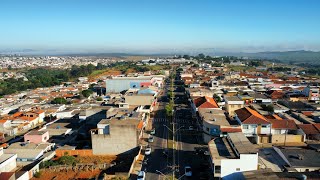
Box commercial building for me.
[105,76,153,93]
[91,110,146,155]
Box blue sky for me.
[1,0,320,53]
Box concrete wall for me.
[24,131,49,144]
[16,171,29,180]
[92,124,138,155]
[220,153,258,178]
[0,154,17,173]
[271,134,304,144]
[225,103,244,117]
[124,95,154,106]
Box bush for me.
[58,155,78,166]
[96,97,103,101]
[34,171,42,178]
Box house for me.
[0,147,17,173]
[297,124,320,141]
[266,90,284,100]
[267,119,303,144]
[24,130,49,144]
[4,142,55,166]
[250,93,272,104]
[234,107,271,144]
[208,132,258,179]
[302,86,319,102]
[273,146,320,172]
[191,96,219,117]
[199,109,233,143]
[225,96,244,117]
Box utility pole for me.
[171,68,175,180]
[284,120,288,146]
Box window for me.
[215,166,221,173]
[243,125,249,129]
[206,127,209,132]
[262,125,268,128]
[236,168,240,171]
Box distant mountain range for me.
[242,50,320,64]
[1,49,320,64]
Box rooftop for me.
[224,96,242,102]
[279,147,320,168]
[26,130,48,136]
[228,132,257,155]
[198,108,230,126]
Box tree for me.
[82,89,93,98]
[213,94,222,102]
[57,155,78,165]
[183,55,190,60]
[51,97,67,104]
[165,103,173,117]
[261,104,274,112]
[198,53,205,59]
[8,65,13,70]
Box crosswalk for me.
[152,118,193,123]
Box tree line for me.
[0,64,105,96]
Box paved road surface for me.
[145,72,212,180]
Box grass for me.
[90,69,108,76]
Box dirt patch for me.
[76,155,117,164]
[32,169,101,180]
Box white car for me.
[185,166,192,177]
[137,171,146,180]
[145,147,151,155]
[148,136,154,143]
[150,129,156,135]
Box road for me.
[145,71,212,180]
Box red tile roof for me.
[220,127,242,133]
[268,119,297,130]
[193,96,219,109]
[235,107,270,124]
[313,124,320,132]
[297,124,320,135]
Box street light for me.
[163,124,184,133]
[156,170,168,179]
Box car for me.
[185,166,192,177]
[148,136,154,143]
[137,170,146,180]
[145,147,151,155]
[188,126,194,131]
[150,129,156,135]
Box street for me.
[144,70,212,180]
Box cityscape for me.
[1,1,320,180]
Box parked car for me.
[185,166,192,177]
[145,147,152,155]
[137,171,146,180]
[148,136,154,143]
[188,126,194,131]
[150,128,156,135]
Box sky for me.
[1,0,320,53]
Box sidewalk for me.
[129,152,145,179]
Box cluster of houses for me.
[0,72,164,179]
[180,63,320,179]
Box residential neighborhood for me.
[0,55,320,180]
